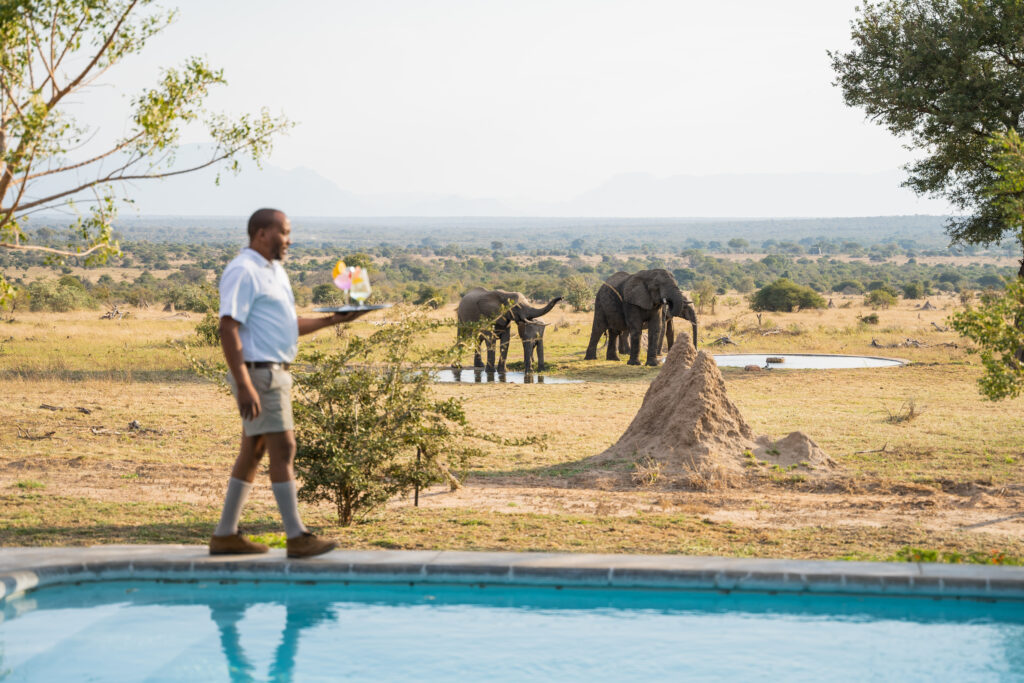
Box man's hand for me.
[297,310,372,335]
[236,381,262,420]
[331,310,370,323]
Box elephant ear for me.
[622,274,655,309]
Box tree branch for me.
[51,0,139,109]
[0,241,109,258]
[27,18,58,97]
[12,132,280,213]
[13,131,145,183]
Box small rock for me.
[128,420,143,431]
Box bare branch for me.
[27,18,58,97]
[14,126,286,213]
[13,132,145,183]
[51,11,89,77]
[0,240,110,258]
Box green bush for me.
[901,280,931,299]
[865,288,898,309]
[735,276,756,294]
[25,280,98,312]
[561,274,597,312]
[312,283,343,304]
[194,310,220,346]
[164,284,217,312]
[413,284,446,307]
[833,279,864,294]
[749,278,826,312]
[949,278,1024,400]
[292,307,543,525]
[692,280,717,313]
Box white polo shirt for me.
[219,248,299,362]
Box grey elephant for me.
[517,319,548,374]
[616,303,675,357]
[456,287,562,372]
[584,269,697,366]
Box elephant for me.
[584,269,697,366]
[616,302,675,357]
[456,287,562,372]
[517,319,548,374]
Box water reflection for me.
[211,600,338,682]
[436,369,582,384]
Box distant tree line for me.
[0,237,1015,313]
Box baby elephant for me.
[517,319,548,374]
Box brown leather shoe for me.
[286,532,338,559]
[209,532,270,555]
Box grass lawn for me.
[1,293,1022,563]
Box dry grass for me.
[1,297,1023,560]
[630,456,662,486]
[884,398,926,424]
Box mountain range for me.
[25,145,953,218]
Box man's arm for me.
[220,316,261,420]
[297,310,370,336]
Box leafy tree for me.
[833,279,865,294]
[0,0,289,306]
[561,274,597,312]
[343,252,374,271]
[951,279,1024,400]
[292,307,543,525]
[413,283,445,307]
[830,0,1024,252]
[901,281,930,299]
[749,278,826,312]
[866,288,898,309]
[193,310,220,346]
[949,130,1024,400]
[311,283,343,304]
[691,280,717,314]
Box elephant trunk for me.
[519,296,563,320]
[664,289,685,318]
[683,304,698,347]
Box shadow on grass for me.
[0,368,210,383]
[467,457,634,488]
[0,519,283,546]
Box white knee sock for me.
[214,478,252,536]
[272,479,309,539]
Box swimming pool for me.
[2,547,1022,681]
[2,579,1021,681]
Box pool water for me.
[712,353,905,369]
[2,581,1021,681]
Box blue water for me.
[712,353,905,369]
[433,369,582,384]
[1,581,1021,681]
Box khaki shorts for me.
[227,366,294,436]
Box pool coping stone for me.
[2,546,1023,600]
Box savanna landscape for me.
[3,277,1021,564]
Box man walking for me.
[210,208,366,558]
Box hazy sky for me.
[91,1,947,209]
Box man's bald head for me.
[247,208,287,241]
